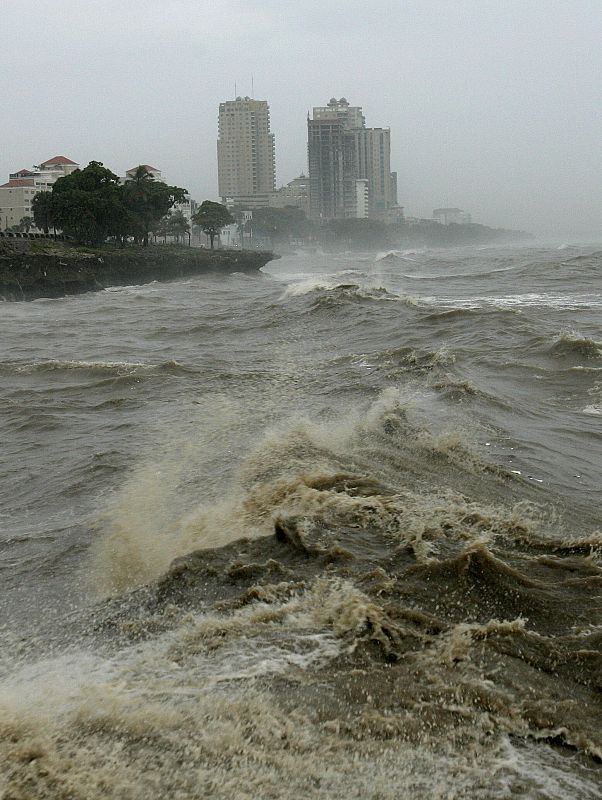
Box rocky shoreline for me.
[0,242,276,301]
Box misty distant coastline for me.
[310,219,534,253]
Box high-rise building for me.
[217,97,276,208]
[312,97,365,129]
[307,97,397,221]
[307,98,360,220]
[355,128,392,217]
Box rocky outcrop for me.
[0,243,275,301]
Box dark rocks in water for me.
[0,242,275,301]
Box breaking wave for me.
[375,249,422,263]
[282,281,399,307]
[311,284,398,307]
[2,243,602,798]
[2,390,601,798]
[0,359,194,377]
[548,332,602,360]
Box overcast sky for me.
[2,0,601,236]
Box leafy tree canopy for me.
[52,160,121,194]
[48,162,125,245]
[31,192,54,234]
[31,162,189,246]
[326,218,388,247]
[123,165,188,246]
[165,209,190,243]
[192,201,233,249]
[251,206,312,242]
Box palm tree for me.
[19,216,34,233]
[122,165,156,246]
[166,210,190,245]
[31,191,54,234]
[152,217,168,244]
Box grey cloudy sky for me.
[2,0,601,236]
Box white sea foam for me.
[416,293,602,310]
[374,249,419,262]
[280,277,340,298]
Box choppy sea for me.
[0,243,601,798]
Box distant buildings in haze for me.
[216,94,402,224]
[2,99,477,236]
[268,174,310,217]
[433,207,472,225]
[307,97,399,221]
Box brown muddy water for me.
[0,245,601,798]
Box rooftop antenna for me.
[251,74,254,98]
[234,81,237,98]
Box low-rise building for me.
[0,180,38,230]
[0,155,79,231]
[385,205,405,225]
[124,164,162,181]
[433,207,472,225]
[223,192,276,210]
[268,174,310,216]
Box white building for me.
[0,181,39,230]
[124,164,162,181]
[354,128,393,218]
[355,179,369,219]
[0,155,79,231]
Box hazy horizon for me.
[2,0,601,238]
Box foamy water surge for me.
[0,245,601,798]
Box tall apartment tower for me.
[307,97,396,221]
[307,98,361,220]
[217,97,276,208]
[355,128,393,217]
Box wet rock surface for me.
[0,243,274,300]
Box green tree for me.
[19,216,35,233]
[166,209,190,245]
[50,161,125,245]
[31,191,54,234]
[225,205,260,247]
[152,216,169,244]
[325,218,389,249]
[122,165,188,246]
[251,206,312,245]
[31,161,191,247]
[192,201,233,249]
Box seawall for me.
[0,244,276,301]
